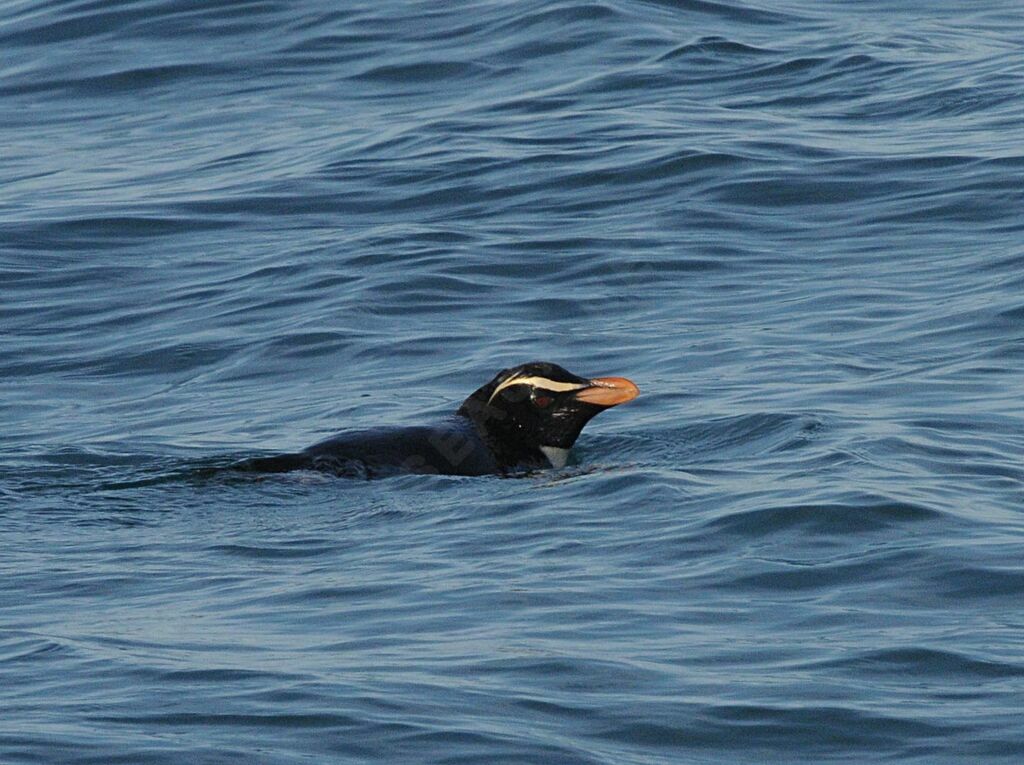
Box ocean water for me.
[3,0,1024,762]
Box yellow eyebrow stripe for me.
[487,375,587,404]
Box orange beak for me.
[573,376,640,407]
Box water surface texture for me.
[3,0,1024,763]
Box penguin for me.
[236,361,638,478]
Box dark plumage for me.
[236,361,638,478]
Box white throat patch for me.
[540,445,570,469]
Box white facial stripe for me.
[487,375,587,404]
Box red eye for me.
[533,395,553,408]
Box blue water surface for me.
[3,0,1024,762]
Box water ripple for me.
[3,0,1024,762]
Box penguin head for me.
[457,361,639,469]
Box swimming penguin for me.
[236,361,639,478]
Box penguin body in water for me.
[237,361,638,478]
